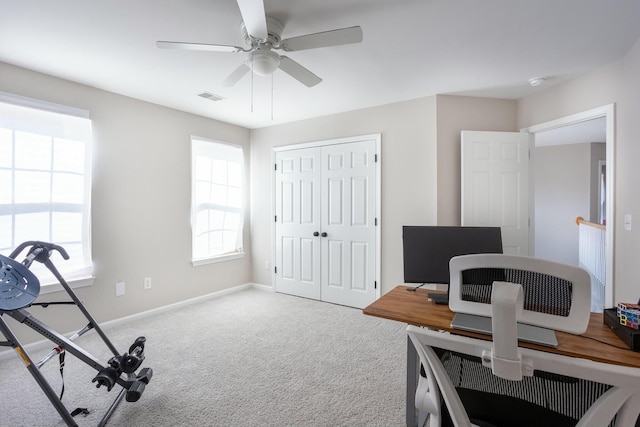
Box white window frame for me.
[0,91,93,292]
[190,136,245,266]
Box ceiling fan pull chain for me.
[271,73,274,121]
[250,51,254,113]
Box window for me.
[0,92,93,288]
[190,137,244,264]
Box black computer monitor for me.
[402,226,503,302]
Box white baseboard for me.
[0,283,272,362]
[250,282,274,292]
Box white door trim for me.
[271,134,382,303]
[520,104,615,308]
[272,133,382,153]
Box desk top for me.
[363,286,640,368]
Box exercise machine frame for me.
[0,241,153,427]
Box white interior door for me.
[461,130,531,255]
[274,136,379,309]
[274,147,322,300]
[320,141,377,309]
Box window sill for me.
[192,252,245,267]
[40,276,95,294]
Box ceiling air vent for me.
[198,92,225,102]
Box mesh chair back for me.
[461,268,573,317]
[436,349,612,427]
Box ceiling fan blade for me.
[280,26,363,52]
[156,41,244,53]
[236,0,268,41]
[278,56,322,87]
[222,63,251,87]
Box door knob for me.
[321,232,328,237]
[313,231,319,237]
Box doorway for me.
[532,117,606,265]
[522,104,615,309]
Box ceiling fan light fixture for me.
[249,50,281,76]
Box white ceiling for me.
[1,0,639,129]
[535,117,607,147]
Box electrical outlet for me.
[116,281,125,297]
[144,277,152,290]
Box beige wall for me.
[435,95,518,225]
[0,62,252,343]
[534,143,592,266]
[517,62,623,128]
[249,94,519,295]
[616,37,640,303]
[517,35,640,303]
[250,97,438,295]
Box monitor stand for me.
[450,313,558,348]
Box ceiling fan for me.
[156,0,363,88]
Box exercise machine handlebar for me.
[10,241,70,266]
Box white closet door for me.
[320,140,377,309]
[274,147,322,300]
[274,136,379,309]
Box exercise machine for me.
[0,241,153,427]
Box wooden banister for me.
[576,216,606,230]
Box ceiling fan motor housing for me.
[241,16,284,75]
[241,16,284,47]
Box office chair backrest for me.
[408,255,635,427]
[448,254,591,334]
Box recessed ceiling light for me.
[528,77,546,87]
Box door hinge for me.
[275,215,278,222]
[375,154,378,163]
[375,218,378,226]
[274,266,277,274]
[274,163,277,171]
[374,281,377,289]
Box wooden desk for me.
[363,286,640,426]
